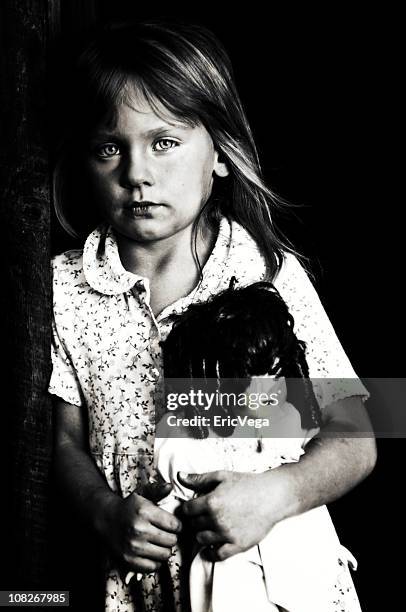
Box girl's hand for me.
[96,483,182,574]
[178,469,291,561]
[179,399,377,563]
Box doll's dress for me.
[154,395,362,612]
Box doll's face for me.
[235,376,288,418]
[85,91,228,245]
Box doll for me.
[151,281,360,612]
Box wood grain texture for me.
[0,0,54,588]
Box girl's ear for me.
[213,151,229,178]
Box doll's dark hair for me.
[52,19,304,280]
[163,280,321,438]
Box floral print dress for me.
[49,217,368,611]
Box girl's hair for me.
[163,281,322,438]
[53,20,302,280]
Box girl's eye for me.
[153,138,179,152]
[95,143,120,158]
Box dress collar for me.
[83,224,144,295]
[82,218,267,297]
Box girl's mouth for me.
[125,202,160,218]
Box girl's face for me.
[85,93,228,244]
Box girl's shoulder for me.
[271,252,323,318]
[51,248,87,299]
[275,251,307,278]
[273,251,312,292]
[51,248,84,274]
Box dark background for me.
[1,2,402,610]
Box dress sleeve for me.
[48,316,83,407]
[48,258,84,407]
[273,253,369,411]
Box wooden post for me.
[0,0,102,590]
[0,0,54,588]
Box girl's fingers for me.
[182,494,211,517]
[177,471,225,493]
[195,530,224,546]
[128,540,174,562]
[214,543,241,561]
[142,482,173,503]
[146,505,182,533]
[144,523,178,548]
[200,543,241,562]
[188,514,216,532]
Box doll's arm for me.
[179,395,376,560]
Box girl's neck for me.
[115,224,216,280]
[114,223,218,316]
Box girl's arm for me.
[53,398,181,574]
[179,395,376,560]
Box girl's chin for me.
[114,224,187,244]
[110,214,204,245]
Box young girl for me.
[49,20,376,612]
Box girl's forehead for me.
[109,80,197,130]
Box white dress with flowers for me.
[49,217,368,611]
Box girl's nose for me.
[120,151,154,188]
